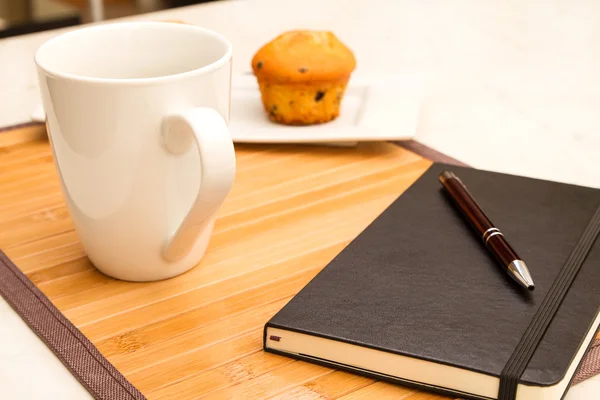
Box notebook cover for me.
[265,163,600,388]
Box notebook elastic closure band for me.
[498,203,600,400]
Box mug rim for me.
[34,21,233,86]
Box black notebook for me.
[263,163,600,400]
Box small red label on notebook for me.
[269,335,281,342]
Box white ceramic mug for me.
[35,22,236,281]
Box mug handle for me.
[161,108,236,262]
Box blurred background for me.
[0,0,216,37]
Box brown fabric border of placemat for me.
[395,140,469,167]
[0,121,40,133]
[573,339,600,385]
[0,124,597,399]
[0,250,146,400]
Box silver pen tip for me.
[508,260,535,290]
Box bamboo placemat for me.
[0,124,598,400]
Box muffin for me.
[251,30,356,125]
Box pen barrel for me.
[485,233,520,268]
[440,175,495,236]
[441,172,522,270]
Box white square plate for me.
[31,73,423,144]
[229,73,422,144]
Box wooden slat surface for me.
[0,131,460,399]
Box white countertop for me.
[0,298,93,400]
[0,0,599,398]
[1,0,599,188]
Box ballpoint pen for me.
[439,170,535,290]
